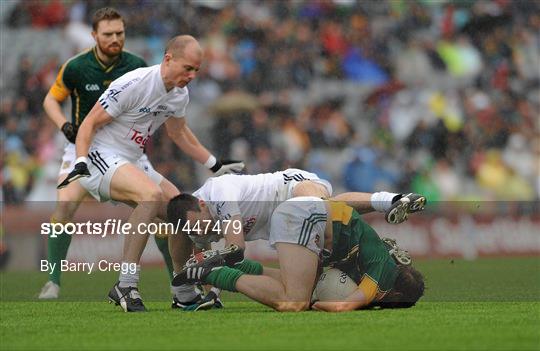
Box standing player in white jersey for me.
[39,7,175,300]
[166,168,425,310]
[58,35,244,312]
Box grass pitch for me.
[1,257,539,350]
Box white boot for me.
[38,281,60,299]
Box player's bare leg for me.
[156,176,204,306]
[292,180,425,223]
[331,192,374,213]
[168,227,203,307]
[334,192,426,223]
[156,177,180,219]
[156,177,187,273]
[261,267,282,280]
[110,163,164,263]
[173,243,318,311]
[291,181,386,216]
[235,243,319,312]
[292,180,330,198]
[39,177,88,299]
[152,178,181,275]
[106,163,166,311]
[168,230,192,273]
[293,183,397,215]
[53,176,89,222]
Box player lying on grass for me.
[173,197,424,312]
[167,169,425,310]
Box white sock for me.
[370,192,400,212]
[209,287,221,296]
[171,279,200,302]
[118,263,140,288]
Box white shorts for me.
[79,147,163,202]
[279,168,333,202]
[269,196,327,256]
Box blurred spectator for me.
[411,166,442,204]
[396,36,436,86]
[436,35,482,79]
[16,56,33,97]
[64,0,94,53]
[475,150,510,196]
[343,146,398,193]
[513,29,540,83]
[2,0,539,203]
[431,159,462,200]
[502,133,536,183]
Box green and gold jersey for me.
[325,201,398,304]
[49,47,147,127]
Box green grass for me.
[1,257,539,351]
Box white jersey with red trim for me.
[93,64,188,161]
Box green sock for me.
[154,236,174,282]
[47,232,72,285]
[234,259,263,275]
[205,267,244,292]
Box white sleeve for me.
[98,76,142,118]
[168,90,189,119]
[173,93,189,118]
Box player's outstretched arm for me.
[223,214,246,250]
[312,276,378,312]
[165,117,212,163]
[312,289,368,312]
[76,103,113,158]
[165,117,244,175]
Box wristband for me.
[210,160,223,173]
[75,156,88,164]
[204,155,217,169]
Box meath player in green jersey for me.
[312,201,424,311]
[39,7,174,299]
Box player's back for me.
[327,202,398,291]
[194,171,288,241]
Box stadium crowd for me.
[2,0,539,204]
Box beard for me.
[96,39,123,58]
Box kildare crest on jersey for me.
[104,88,122,103]
[214,202,232,221]
[216,202,226,216]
